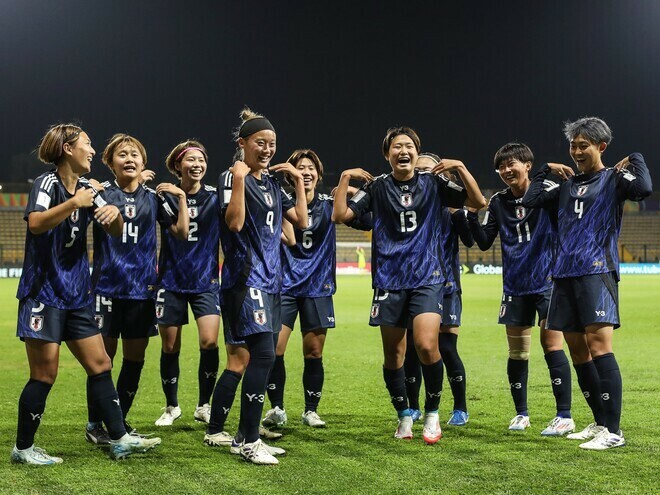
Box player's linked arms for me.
[229,160,250,180]
[270,162,304,184]
[156,182,186,199]
[546,163,574,181]
[341,168,374,183]
[139,169,156,184]
[613,156,630,172]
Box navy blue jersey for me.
[158,184,220,293]
[348,170,466,290]
[468,187,556,295]
[92,182,176,299]
[17,171,109,309]
[219,170,295,293]
[282,193,336,297]
[523,154,652,279]
[441,209,474,294]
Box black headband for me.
[238,117,275,138]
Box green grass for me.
[1,275,659,495]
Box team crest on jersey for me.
[370,303,380,318]
[515,206,526,219]
[400,193,413,207]
[499,304,506,318]
[253,309,267,325]
[70,209,79,223]
[124,204,136,219]
[30,315,44,332]
[577,185,589,196]
[95,315,104,329]
[187,206,198,219]
[155,305,164,319]
[263,192,273,207]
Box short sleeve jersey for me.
[523,154,653,279]
[219,170,295,293]
[17,171,106,309]
[281,193,336,297]
[92,182,176,299]
[157,184,220,293]
[348,171,466,290]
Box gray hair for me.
[563,117,612,145]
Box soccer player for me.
[206,107,307,465]
[154,140,221,427]
[333,127,486,444]
[467,142,575,435]
[522,117,652,450]
[84,134,188,443]
[262,149,336,429]
[12,123,161,464]
[404,152,473,427]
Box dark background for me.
[1,0,658,191]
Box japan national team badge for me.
[30,315,44,332]
[253,309,267,325]
[370,303,380,318]
[577,185,589,196]
[263,192,273,207]
[400,193,413,207]
[70,208,79,223]
[187,206,198,219]
[515,206,526,219]
[95,315,104,329]
[155,305,164,319]
[125,204,136,219]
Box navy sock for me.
[439,333,467,412]
[116,359,144,419]
[303,357,324,412]
[574,361,606,426]
[403,331,422,410]
[382,366,409,413]
[16,379,52,450]
[593,353,622,432]
[208,369,242,434]
[160,351,180,407]
[240,333,275,443]
[267,355,286,409]
[88,371,126,440]
[87,377,102,424]
[198,347,219,406]
[421,359,444,412]
[544,350,572,417]
[507,358,529,415]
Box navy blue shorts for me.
[221,285,280,345]
[498,289,551,327]
[369,284,444,328]
[281,294,335,332]
[17,297,99,344]
[546,273,620,332]
[155,289,220,326]
[442,290,462,327]
[93,295,158,339]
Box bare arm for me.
[432,159,487,210]
[158,183,189,240]
[271,163,308,229]
[281,218,296,246]
[28,187,96,234]
[225,161,250,233]
[332,168,373,223]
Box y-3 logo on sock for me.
[510,382,522,389]
[245,393,264,403]
[583,391,591,398]
[306,390,322,398]
[126,391,137,398]
[30,413,43,421]
[601,393,610,401]
[267,384,276,390]
[113,399,121,406]
[204,372,217,379]
[552,378,562,385]
[390,396,405,403]
[426,391,442,399]
[448,376,463,383]
[162,377,177,385]
[222,407,231,414]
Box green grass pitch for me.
[1,275,658,495]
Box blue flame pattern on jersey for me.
[441,209,474,294]
[523,154,652,279]
[219,170,295,293]
[469,187,556,295]
[158,184,220,293]
[92,182,176,299]
[17,171,107,309]
[348,170,466,290]
[282,193,336,297]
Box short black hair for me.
[493,142,534,170]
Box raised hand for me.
[547,163,575,180]
[229,160,250,179]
